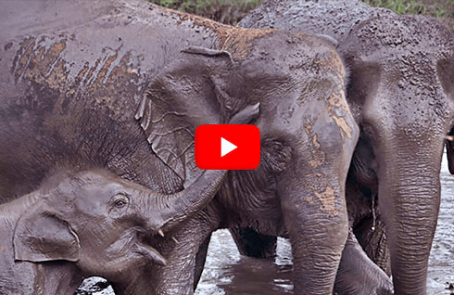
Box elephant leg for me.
[113,210,220,295]
[354,216,391,276]
[229,227,277,259]
[344,169,391,276]
[193,233,211,290]
[334,230,393,295]
[152,217,218,295]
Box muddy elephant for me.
[133,31,393,295]
[0,165,234,295]
[0,1,362,294]
[240,1,454,294]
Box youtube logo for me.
[195,125,260,170]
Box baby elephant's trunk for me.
[147,103,260,234]
[152,169,227,233]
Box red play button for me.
[195,125,260,170]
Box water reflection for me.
[196,231,293,295]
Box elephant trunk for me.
[147,170,227,233]
[378,146,441,295]
[138,103,259,233]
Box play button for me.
[221,137,237,157]
[195,124,260,170]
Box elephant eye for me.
[111,193,129,209]
[115,199,127,208]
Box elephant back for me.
[0,0,306,201]
[239,0,395,43]
[0,0,227,201]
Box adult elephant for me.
[0,1,360,294]
[240,1,454,294]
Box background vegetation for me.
[149,0,265,24]
[365,0,454,27]
[149,0,454,28]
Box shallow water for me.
[196,154,454,295]
[83,155,454,295]
[194,232,293,295]
[427,154,454,294]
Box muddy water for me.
[196,154,454,295]
[81,155,454,295]
[427,154,454,294]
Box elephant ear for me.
[13,204,80,263]
[135,47,237,184]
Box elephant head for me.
[134,29,361,294]
[340,15,454,294]
[11,162,245,282]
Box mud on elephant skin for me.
[132,21,362,295]
[0,1,359,294]
[240,1,454,294]
[0,165,233,295]
[131,10,365,295]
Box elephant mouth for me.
[134,232,167,266]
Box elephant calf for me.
[0,166,232,295]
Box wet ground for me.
[427,154,454,294]
[80,155,454,295]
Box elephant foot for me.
[334,230,393,295]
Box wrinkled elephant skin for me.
[240,1,454,294]
[0,1,359,294]
[0,166,231,295]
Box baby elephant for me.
[0,166,228,295]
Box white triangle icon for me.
[221,137,237,157]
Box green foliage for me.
[432,7,447,17]
[364,0,427,15]
[363,0,454,28]
[149,0,266,25]
[149,0,454,28]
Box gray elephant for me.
[240,1,454,294]
[0,165,237,295]
[0,1,366,294]
[132,34,392,295]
